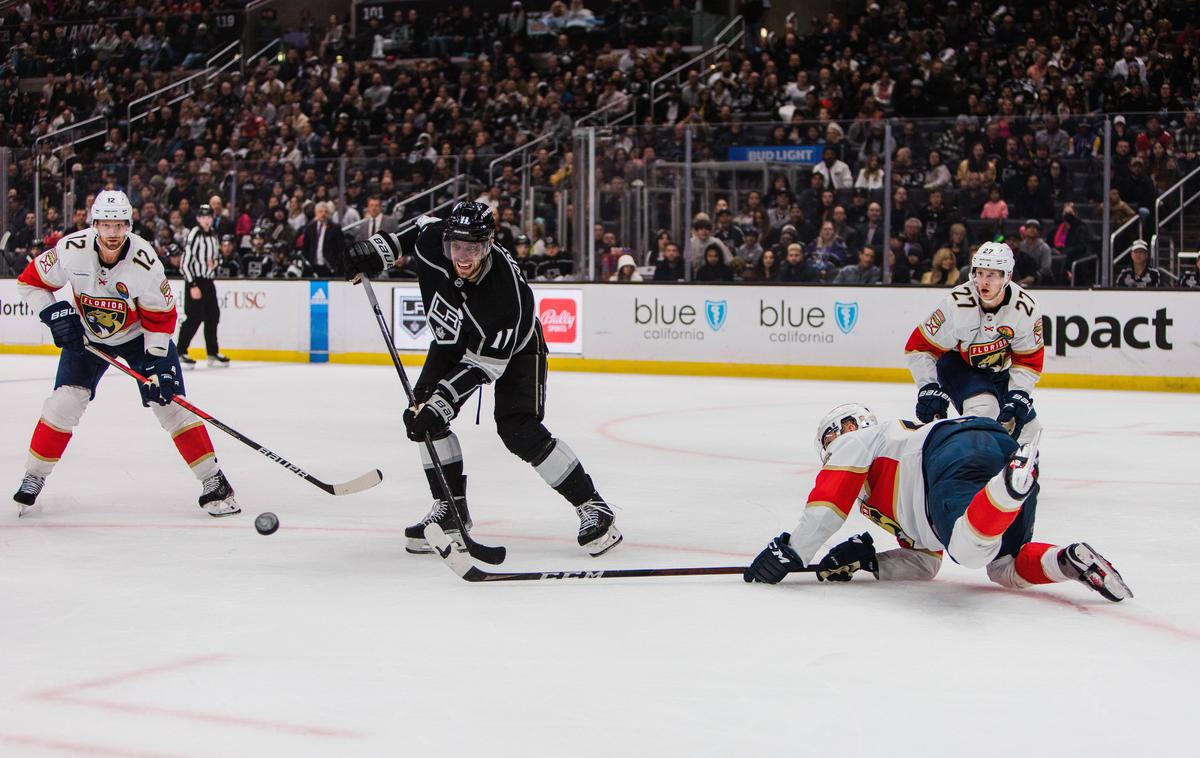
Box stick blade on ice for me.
[331,469,384,496]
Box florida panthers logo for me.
[859,502,915,548]
[77,293,129,338]
[967,336,1012,371]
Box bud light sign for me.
[534,288,583,354]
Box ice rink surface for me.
[1,354,1197,757]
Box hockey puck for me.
[255,512,279,535]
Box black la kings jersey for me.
[396,215,538,404]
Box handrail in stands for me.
[648,16,744,115]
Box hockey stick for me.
[83,344,383,496]
[424,524,821,582]
[358,277,507,565]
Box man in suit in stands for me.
[302,201,345,277]
[355,195,399,241]
[854,201,886,256]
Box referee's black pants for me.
[177,278,221,356]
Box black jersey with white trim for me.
[396,215,537,403]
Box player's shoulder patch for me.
[924,308,946,335]
[38,247,58,273]
[415,214,441,229]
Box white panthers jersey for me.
[789,419,951,563]
[904,281,1045,394]
[17,228,178,354]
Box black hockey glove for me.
[997,390,1034,438]
[39,301,84,351]
[744,532,805,584]
[403,392,456,442]
[343,234,399,280]
[817,532,878,582]
[139,352,178,407]
[915,382,950,423]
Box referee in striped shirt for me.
[178,204,230,367]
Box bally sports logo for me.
[539,298,577,343]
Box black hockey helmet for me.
[515,233,530,246]
[197,203,214,217]
[444,200,495,244]
[443,200,495,271]
[165,242,182,257]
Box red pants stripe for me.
[965,485,1021,540]
[173,422,216,468]
[30,419,72,463]
[1015,542,1059,585]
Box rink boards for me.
[1,278,1196,392]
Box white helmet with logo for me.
[814,403,878,463]
[91,190,133,224]
[970,241,1014,278]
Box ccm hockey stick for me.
[424,524,820,582]
[84,344,383,496]
[359,277,507,565]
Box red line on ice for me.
[31,654,361,739]
[595,407,1200,487]
[0,733,180,758]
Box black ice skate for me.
[199,470,240,517]
[14,472,45,517]
[575,497,622,557]
[207,354,231,368]
[180,354,197,367]
[405,495,472,554]
[1058,543,1133,602]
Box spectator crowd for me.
[1,0,1199,288]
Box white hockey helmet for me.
[970,241,1014,278]
[814,403,878,463]
[91,190,133,225]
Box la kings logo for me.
[398,295,427,337]
[427,292,461,345]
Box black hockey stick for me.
[359,277,507,565]
[425,524,820,582]
[84,344,383,496]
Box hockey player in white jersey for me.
[904,242,1044,443]
[12,191,239,517]
[743,404,1132,602]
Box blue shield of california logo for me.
[704,300,728,331]
[834,301,859,334]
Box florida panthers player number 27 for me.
[904,241,1044,443]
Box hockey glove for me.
[743,532,805,584]
[139,352,179,407]
[403,392,456,442]
[997,389,1034,438]
[343,234,399,280]
[817,532,878,582]
[39,301,84,351]
[915,382,950,423]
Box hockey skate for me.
[405,496,472,554]
[207,354,231,368]
[179,354,197,367]
[575,498,622,557]
[13,472,45,517]
[1003,430,1041,500]
[1059,543,1133,602]
[199,471,240,517]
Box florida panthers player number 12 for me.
[12,191,238,517]
[904,241,1044,443]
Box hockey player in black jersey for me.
[343,200,622,557]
